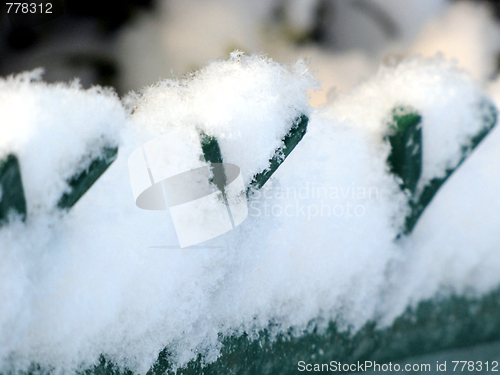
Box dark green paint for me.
[200,133,227,196]
[9,288,499,375]
[199,114,308,196]
[387,108,422,196]
[0,154,27,225]
[387,100,497,234]
[249,114,308,192]
[58,146,118,209]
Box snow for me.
[2,2,500,374]
[0,69,126,216]
[326,56,493,196]
[126,52,315,186]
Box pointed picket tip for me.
[0,154,27,226]
[200,133,227,196]
[386,107,422,196]
[248,114,309,192]
[388,98,497,235]
[198,114,308,197]
[58,146,118,210]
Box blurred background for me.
[2,0,500,106]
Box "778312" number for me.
[5,3,52,13]
[452,361,498,371]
